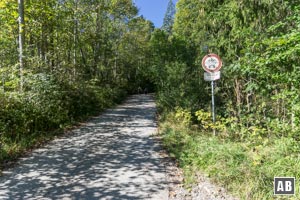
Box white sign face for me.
[204,71,220,81]
[202,54,222,72]
[204,57,220,70]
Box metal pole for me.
[211,80,216,135]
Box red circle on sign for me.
[201,54,222,72]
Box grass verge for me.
[160,115,300,200]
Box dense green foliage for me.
[152,0,300,199]
[150,1,300,136]
[0,0,154,164]
[154,1,300,134]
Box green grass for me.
[160,119,300,200]
[0,130,60,165]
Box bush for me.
[0,73,126,163]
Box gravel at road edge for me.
[155,133,239,200]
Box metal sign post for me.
[211,80,216,135]
[202,53,222,135]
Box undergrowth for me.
[0,76,126,170]
[160,109,300,200]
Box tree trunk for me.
[73,0,78,81]
[18,0,25,91]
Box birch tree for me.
[18,0,25,91]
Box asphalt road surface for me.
[0,94,168,200]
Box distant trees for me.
[0,0,154,92]
[162,0,175,34]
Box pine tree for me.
[162,0,175,34]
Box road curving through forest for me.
[0,94,168,200]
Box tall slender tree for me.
[162,0,175,35]
[18,0,25,91]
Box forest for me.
[1,0,300,199]
[0,0,154,161]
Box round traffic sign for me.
[201,54,222,72]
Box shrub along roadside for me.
[160,112,300,200]
[0,75,127,169]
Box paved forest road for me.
[0,94,168,200]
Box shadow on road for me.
[0,94,167,200]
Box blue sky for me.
[133,0,177,28]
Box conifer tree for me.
[162,0,175,34]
